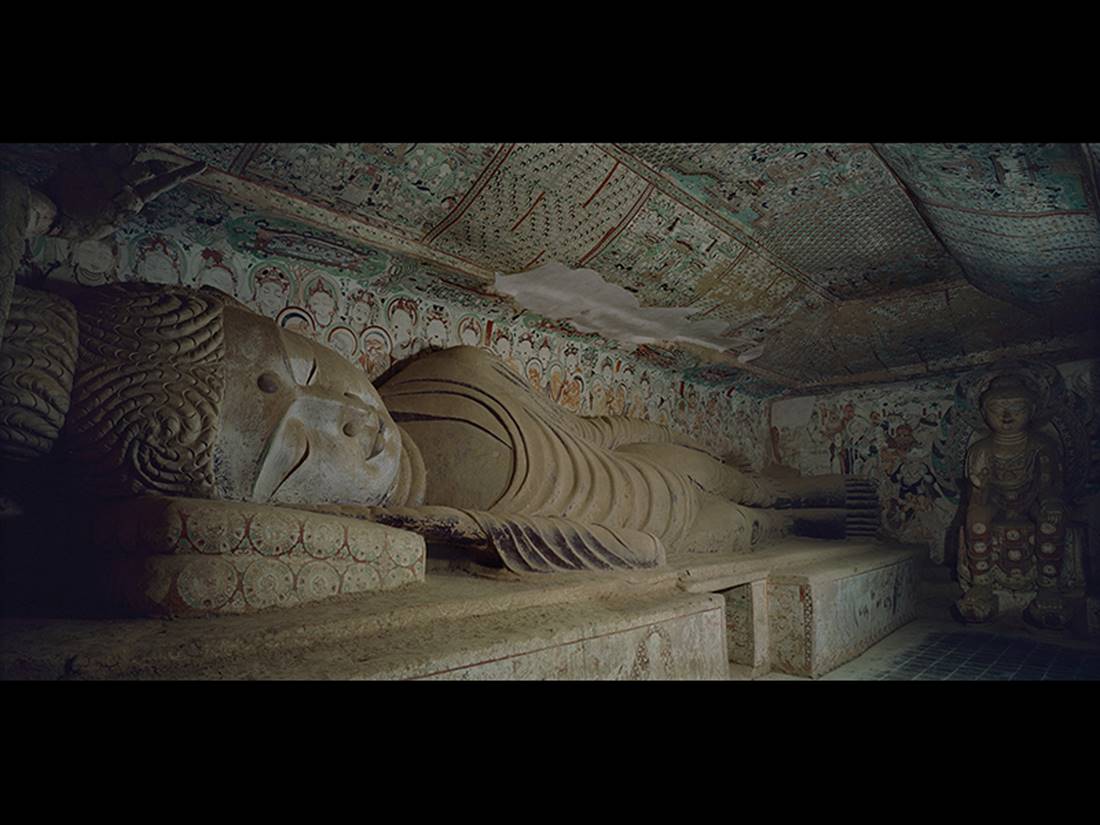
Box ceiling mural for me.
[873,143,1100,305]
[2,142,1096,393]
[615,142,964,299]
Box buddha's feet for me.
[1025,590,1069,630]
[956,585,997,623]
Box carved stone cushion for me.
[91,496,425,616]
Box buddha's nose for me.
[342,408,380,442]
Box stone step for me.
[2,537,930,681]
[691,541,922,679]
[1,584,729,681]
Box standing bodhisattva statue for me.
[956,375,1069,628]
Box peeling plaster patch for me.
[495,262,752,352]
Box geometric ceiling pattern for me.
[4,142,1098,392]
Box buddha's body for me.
[372,345,793,570]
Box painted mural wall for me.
[20,188,770,469]
[769,360,1100,557]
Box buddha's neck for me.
[993,431,1028,449]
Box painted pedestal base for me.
[687,541,920,678]
[93,497,426,616]
[371,591,728,681]
[3,537,922,680]
[766,550,919,677]
[1,575,729,680]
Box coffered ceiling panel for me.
[616,142,963,299]
[873,143,1100,304]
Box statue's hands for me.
[41,144,206,240]
[362,505,488,545]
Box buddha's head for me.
[66,283,402,506]
[980,375,1038,437]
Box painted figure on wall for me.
[305,274,339,329]
[387,296,420,361]
[131,234,187,285]
[956,375,1069,628]
[346,287,376,330]
[423,304,451,350]
[251,263,293,317]
[326,325,358,361]
[525,358,543,391]
[458,315,482,348]
[195,247,238,298]
[560,373,584,413]
[514,330,537,365]
[359,326,393,378]
[275,306,316,338]
[547,362,564,403]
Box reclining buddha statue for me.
[0,280,878,616]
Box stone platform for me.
[673,538,921,678]
[1,538,921,680]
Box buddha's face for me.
[983,396,1033,436]
[216,305,402,506]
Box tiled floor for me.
[839,631,1098,681]
[743,617,1100,681]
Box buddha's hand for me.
[362,505,488,545]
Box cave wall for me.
[22,190,770,469]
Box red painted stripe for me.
[577,183,654,267]
[422,143,516,244]
[582,160,620,208]
[919,199,1093,220]
[523,249,546,270]
[511,191,545,232]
